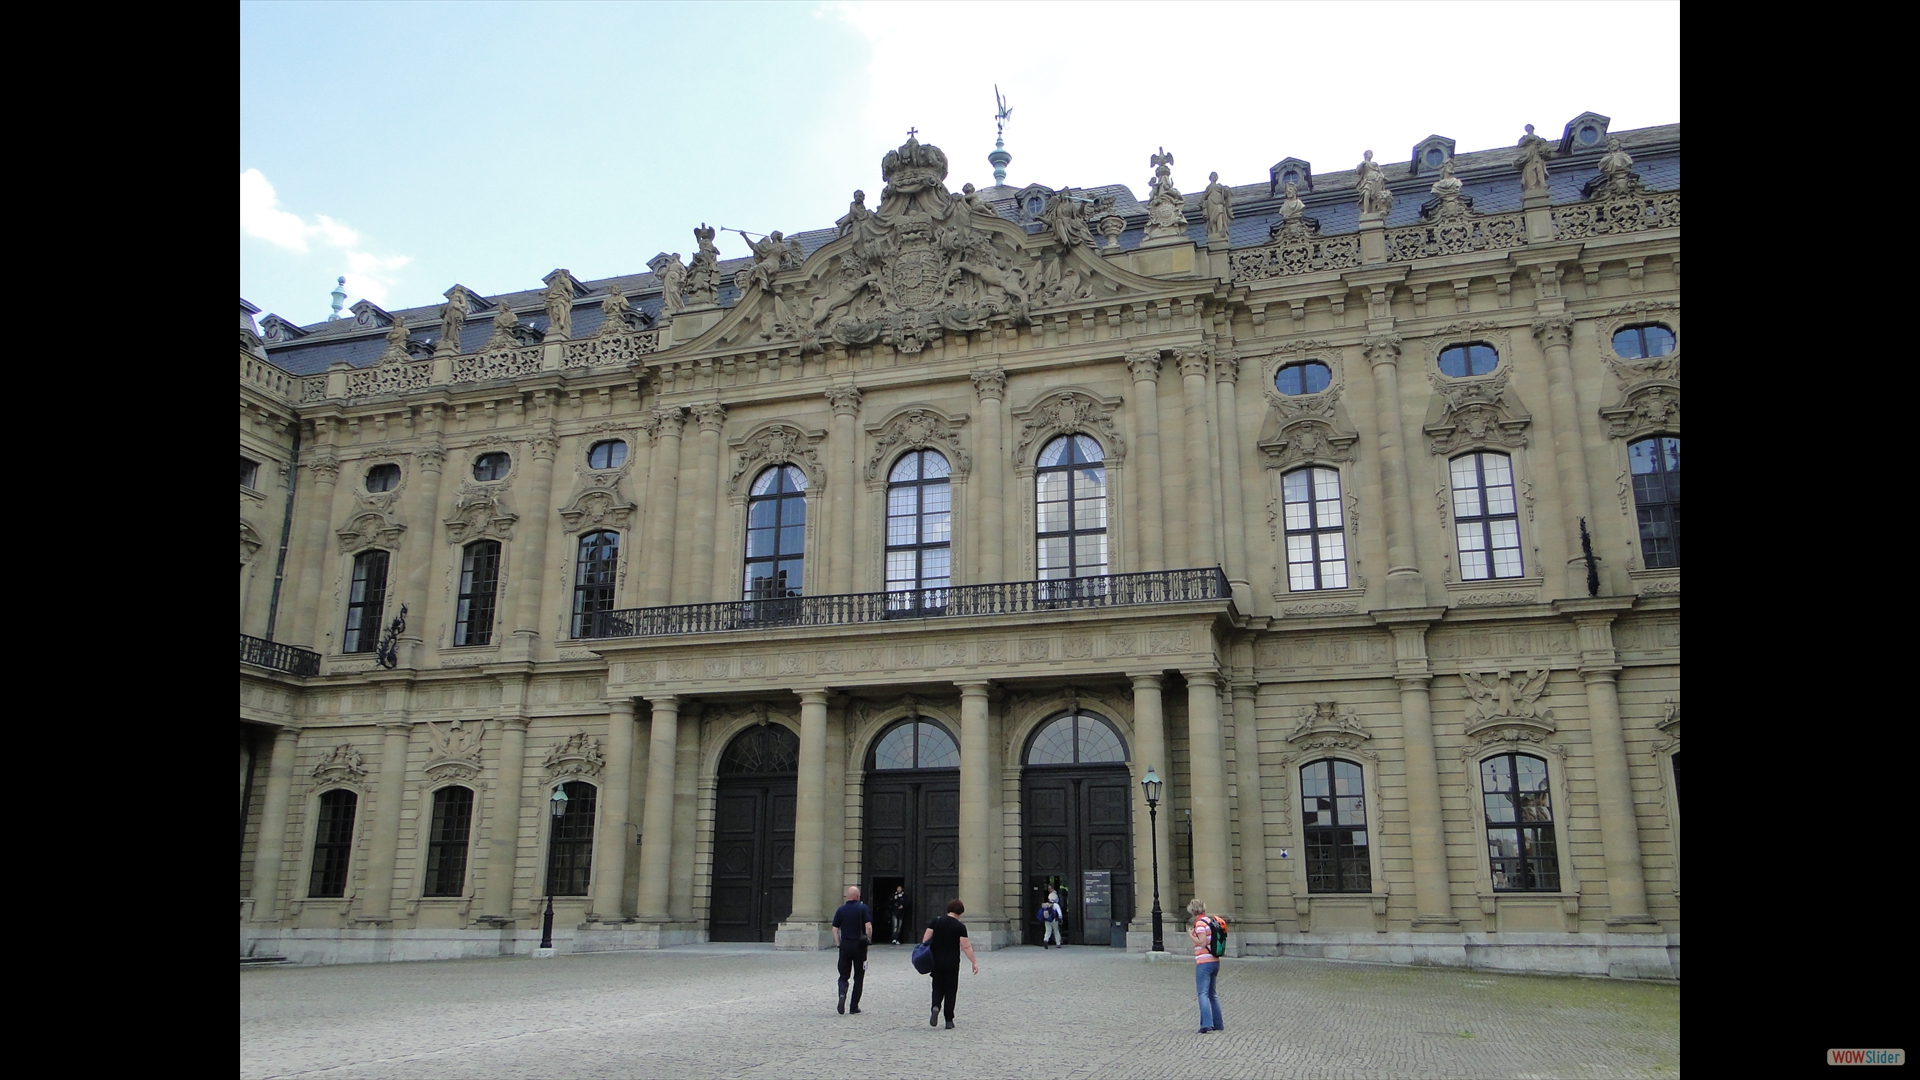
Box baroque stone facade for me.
[241,116,1679,978]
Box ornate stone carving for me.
[685,225,721,307]
[1125,349,1164,383]
[240,520,264,565]
[1599,309,1680,440]
[444,481,518,544]
[542,270,576,340]
[652,406,688,439]
[1515,124,1554,195]
[1461,668,1555,736]
[436,286,473,355]
[1098,214,1126,248]
[1213,349,1240,384]
[345,341,433,397]
[835,189,874,239]
[424,720,484,782]
[1553,190,1680,240]
[1143,148,1186,239]
[1455,590,1540,607]
[378,314,412,363]
[971,368,1006,401]
[824,386,863,417]
[1385,161,1525,261]
[864,407,970,482]
[1530,314,1576,350]
[1459,725,1564,762]
[1289,700,1369,743]
[311,744,366,786]
[1423,368,1532,455]
[1282,600,1359,616]
[1362,333,1402,366]
[1355,150,1393,216]
[337,510,406,554]
[1583,136,1642,200]
[730,424,825,493]
[1038,186,1107,250]
[452,344,542,384]
[647,255,687,318]
[1258,382,1359,470]
[557,459,636,534]
[692,402,728,434]
[1011,389,1125,467]
[734,230,804,294]
[1177,347,1211,380]
[543,731,605,780]
[960,183,1000,220]
[1202,171,1232,242]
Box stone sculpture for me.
[737,230,801,293]
[836,189,872,238]
[437,287,469,354]
[1355,150,1394,216]
[960,182,1000,219]
[685,224,721,306]
[383,313,410,355]
[1144,147,1186,238]
[1516,124,1554,195]
[1039,188,1100,250]
[648,253,687,317]
[1424,158,1470,220]
[543,274,573,340]
[1203,171,1232,241]
[1585,136,1643,199]
[599,284,634,334]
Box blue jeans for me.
[1196,961,1223,1030]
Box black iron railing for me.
[578,567,1229,639]
[240,634,323,676]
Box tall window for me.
[871,719,960,770]
[1024,711,1127,766]
[422,786,475,897]
[1450,452,1523,580]
[1282,467,1348,590]
[308,789,358,898]
[1035,435,1107,587]
[886,450,952,612]
[1481,753,1559,892]
[1628,437,1680,568]
[745,465,808,600]
[343,550,390,653]
[455,540,502,646]
[546,781,597,896]
[571,531,619,637]
[1301,760,1370,892]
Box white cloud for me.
[240,168,411,306]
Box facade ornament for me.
[1213,348,1241,384]
[1178,346,1211,379]
[1422,367,1533,455]
[685,224,721,307]
[1269,182,1321,242]
[1361,332,1403,366]
[1143,148,1187,239]
[970,367,1007,401]
[1420,159,1474,221]
[1099,213,1126,248]
[730,424,825,493]
[1515,124,1554,196]
[379,314,412,362]
[542,270,576,340]
[1289,700,1369,743]
[647,254,687,319]
[835,189,874,239]
[864,407,971,482]
[311,744,367,786]
[482,300,539,350]
[1125,349,1164,383]
[1530,314,1576,349]
[1202,171,1232,242]
[443,481,518,544]
[1459,725,1565,762]
[1039,187,1103,249]
[692,402,728,433]
[557,456,636,533]
[337,510,406,554]
[543,730,605,780]
[424,720,484,782]
[823,385,863,417]
[1461,668,1555,736]
[960,183,1000,219]
[1257,383,1359,470]
[240,520,264,565]
[652,405,688,438]
[436,286,472,355]
[1010,389,1126,467]
[1355,150,1394,216]
[1583,136,1643,200]
[735,230,804,294]
[597,284,635,335]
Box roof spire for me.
[989,85,1012,186]
[328,276,347,321]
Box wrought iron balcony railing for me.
[240,634,323,676]
[578,567,1230,640]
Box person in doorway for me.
[921,898,979,1029]
[890,885,910,944]
[831,885,873,1015]
[1189,898,1224,1033]
[1041,886,1064,949]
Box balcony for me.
[240,634,322,677]
[578,567,1230,640]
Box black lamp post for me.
[540,786,568,951]
[1142,767,1165,954]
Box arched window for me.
[1438,342,1499,378]
[745,465,808,601]
[343,550,390,653]
[571,531,619,637]
[1275,361,1332,396]
[870,719,960,770]
[545,780,597,896]
[455,540,501,646]
[1612,324,1675,360]
[1282,467,1347,590]
[1480,753,1559,892]
[308,789,357,898]
[1024,711,1127,766]
[1450,452,1523,580]
[1301,760,1370,893]
[1628,436,1680,568]
[422,786,475,897]
[719,724,801,775]
[886,450,952,613]
[1035,435,1107,589]
[587,440,627,470]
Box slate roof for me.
[255,123,1677,376]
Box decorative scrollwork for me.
[374,603,408,669]
[1553,190,1680,240]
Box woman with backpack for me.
[1040,887,1064,949]
[1188,898,1225,1034]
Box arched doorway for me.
[863,716,960,945]
[709,724,798,942]
[1022,710,1133,946]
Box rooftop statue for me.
[437,287,470,354]
[1144,147,1186,238]
[1039,188,1101,250]
[1585,135,1643,200]
[1424,158,1470,220]
[960,182,1000,219]
[1516,124,1554,195]
[1355,150,1393,216]
[648,253,687,317]
[599,283,634,333]
[835,190,875,240]
[544,274,574,340]
[1203,171,1233,242]
[685,225,721,306]
[737,230,802,293]
[1270,181,1320,242]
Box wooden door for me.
[709,776,797,942]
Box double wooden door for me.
[709,775,796,942]
[1023,766,1134,945]
[864,769,959,941]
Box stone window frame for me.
[742,464,813,602]
[470,450,514,484]
[1030,434,1113,587]
[1276,749,1389,907]
[341,548,394,655]
[1445,450,1529,583]
[1008,388,1128,580]
[363,461,403,494]
[585,438,629,472]
[416,781,480,901]
[1277,464,1352,593]
[568,528,623,639]
[1625,435,1681,571]
[723,423,828,604]
[1458,741,1582,932]
[240,455,261,491]
[1295,758,1376,894]
[881,448,957,612]
[1272,359,1334,397]
[300,782,365,902]
[453,539,504,648]
[542,778,600,899]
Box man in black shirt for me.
[889,885,910,945]
[920,898,980,1029]
[830,885,873,1015]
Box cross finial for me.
[907,127,918,139]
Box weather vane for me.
[990,85,1013,185]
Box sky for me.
[240,1,1680,327]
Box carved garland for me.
[310,743,367,787]
[864,408,971,483]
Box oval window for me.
[1026,196,1045,216]
[1275,361,1332,396]
[588,440,627,470]
[1425,147,1444,167]
[1438,342,1499,378]
[1283,171,1300,186]
[473,452,511,481]
[1579,124,1601,146]
[365,463,400,492]
[1612,324,1676,360]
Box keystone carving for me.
[424,720,484,782]
[1461,668,1555,737]
[337,511,406,555]
[1010,389,1125,468]
[1289,700,1369,743]
[1258,381,1359,470]
[730,424,825,494]
[543,731,605,780]
[557,460,636,534]
[865,408,970,482]
[1423,368,1532,455]
[443,481,518,544]
[311,744,367,786]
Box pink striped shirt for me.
[1191,916,1218,964]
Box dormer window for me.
[1424,147,1445,168]
[365,463,400,492]
[1026,195,1045,216]
[1578,124,1602,147]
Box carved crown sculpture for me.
[543,731,605,780]
[1460,668,1555,736]
[424,720,484,782]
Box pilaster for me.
[971,369,1007,583]
[1125,350,1166,571]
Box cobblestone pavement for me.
[241,943,1679,1079]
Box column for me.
[1180,349,1218,569]
[957,681,994,921]
[289,442,341,650]
[1384,619,1458,926]
[247,727,299,922]
[1534,314,1603,598]
[589,698,637,922]
[1183,671,1232,913]
[398,429,447,663]
[788,690,831,928]
[1364,334,1429,607]
[1213,350,1250,607]
[1571,610,1658,927]
[359,721,413,922]
[1129,673,1176,938]
[683,403,726,605]
[1228,680,1269,919]
[507,424,558,659]
[1124,351,1166,570]
[635,696,680,921]
[483,716,529,920]
[970,369,1007,582]
[644,408,686,607]
[826,387,861,594]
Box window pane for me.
[1037,501,1070,534]
[916,723,959,769]
[923,511,951,544]
[922,547,950,579]
[1303,363,1331,393]
[922,483,951,514]
[751,469,778,496]
[887,518,916,546]
[747,528,776,557]
[873,725,915,770]
[749,499,778,527]
[1283,470,1310,502]
[1076,716,1125,763]
[1036,472,1069,504]
[1480,454,1513,487]
[890,454,920,483]
[888,487,916,515]
[1073,436,1104,463]
[886,551,916,583]
[779,525,805,555]
[1073,497,1106,530]
[1026,717,1076,765]
[1644,326,1675,356]
[1038,437,1070,468]
[921,452,951,479]
[1037,536,1069,571]
[779,497,806,526]
[1315,497,1342,528]
[1075,533,1108,571]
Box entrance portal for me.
[709,724,799,943]
[1022,711,1133,945]
[863,717,960,943]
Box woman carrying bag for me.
[918,899,979,1028]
